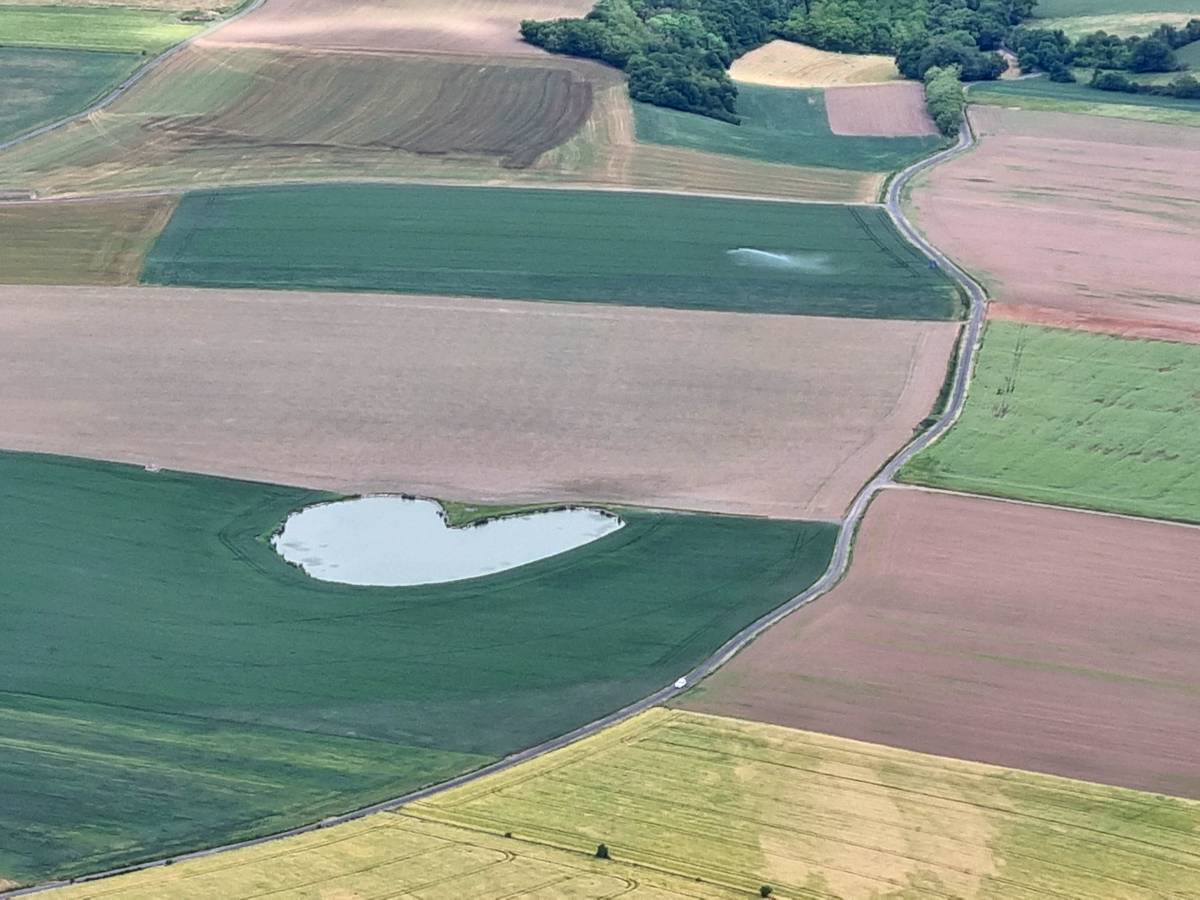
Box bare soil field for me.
[0,286,958,519]
[0,195,176,283]
[683,487,1200,798]
[729,40,899,88]
[911,106,1200,341]
[203,0,594,57]
[825,82,939,136]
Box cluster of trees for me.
[1092,70,1200,99]
[777,0,1033,79]
[923,64,966,134]
[522,0,1038,120]
[1011,18,1200,81]
[521,0,798,122]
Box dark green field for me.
[634,83,946,172]
[141,184,959,319]
[0,450,837,885]
[0,47,140,143]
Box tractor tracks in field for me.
[0,124,988,899]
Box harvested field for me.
[410,709,1200,898]
[141,184,960,319]
[0,51,876,202]
[0,285,958,519]
[825,82,939,137]
[0,47,140,143]
[900,321,1200,522]
[911,105,1200,338]
[0,449,836,884]
[131,49,592,168]
[0,5,201,53]
[683,488,1200,800]
[729,39,899,88]
[204,0,594,57]
[1034,11,1200,37]
[50,817,737,899]
[635,83,945,172]
[0,195,176,284]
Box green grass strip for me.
[0,5,201,54]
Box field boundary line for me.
[887,482,1200,532]
[0,121,988,900]
[0,0,269,155]
[0,177,884,209]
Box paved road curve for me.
[2,120,988,898]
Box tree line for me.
[521,0,1037,121]
[1010,18,1200,99]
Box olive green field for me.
[140,183,960,320]
[0,450,836,885]
[634,83,946,172]
[901,321,1200,522]
[0,47,141,143]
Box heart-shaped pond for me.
[272,496,624,586]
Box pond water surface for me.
[273,496,623,586]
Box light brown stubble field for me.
[203,0,594,57]
[729,40,900,88]
[824,82,939,136]
[911,106,1200,342]
[682,487,1200,798]
[0,286,958,519]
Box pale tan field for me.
[911,106,1200,340]
[0,195,176,283]
[0,49,878,202]
[825,82,938,136]
[730,40,899,88]
[203,0,594,57]
[0,285,957,519]
[50,815,737,899]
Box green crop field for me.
[634,83,945,172]
[141,184,959,320]
[0,450,836,885]
[0,47,140,143]
[901,321,1200,522]
[0,5,201,53]
[971,78,1200,126]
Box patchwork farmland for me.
[0,449,836,882]
[4,0,1200,894]
[0,285,957,519]
[683,488,1200,799]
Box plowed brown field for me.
[825,82,938,136]
[0,286,957,519]
[682,487,1200,798]
[204,0,593,57]
[912,106,1200,341]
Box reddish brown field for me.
[0,286,957,519]
[912,106,1200,341]
[205,0,594,57]
[683,487,1200,798]
[824,82,938,136]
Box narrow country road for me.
[2,119,987,898]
